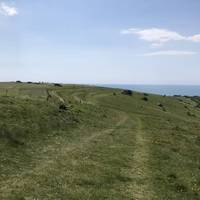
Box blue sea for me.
[99,85,200,96]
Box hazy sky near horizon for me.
[0,0,200,84]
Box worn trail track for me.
[1,89,154,199]
[72,91,153,199]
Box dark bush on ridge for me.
[54,83,63,87]
[142,97,148,101]
[122,90,133,96]
[174,95,181,97]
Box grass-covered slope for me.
[0,82,200,199]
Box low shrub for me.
[54,83,63,87]
[59,104,68,110]
[175,184,187,193]
[122,90,133,96]
[174,95,182,97]
[187,111,195,117]
[158,103,164,107]
[142,97,148,101]
[167,173,177,180]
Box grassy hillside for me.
[0,82,200,199]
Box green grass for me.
[0,82,200,199]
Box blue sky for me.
[0,0,200,84]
